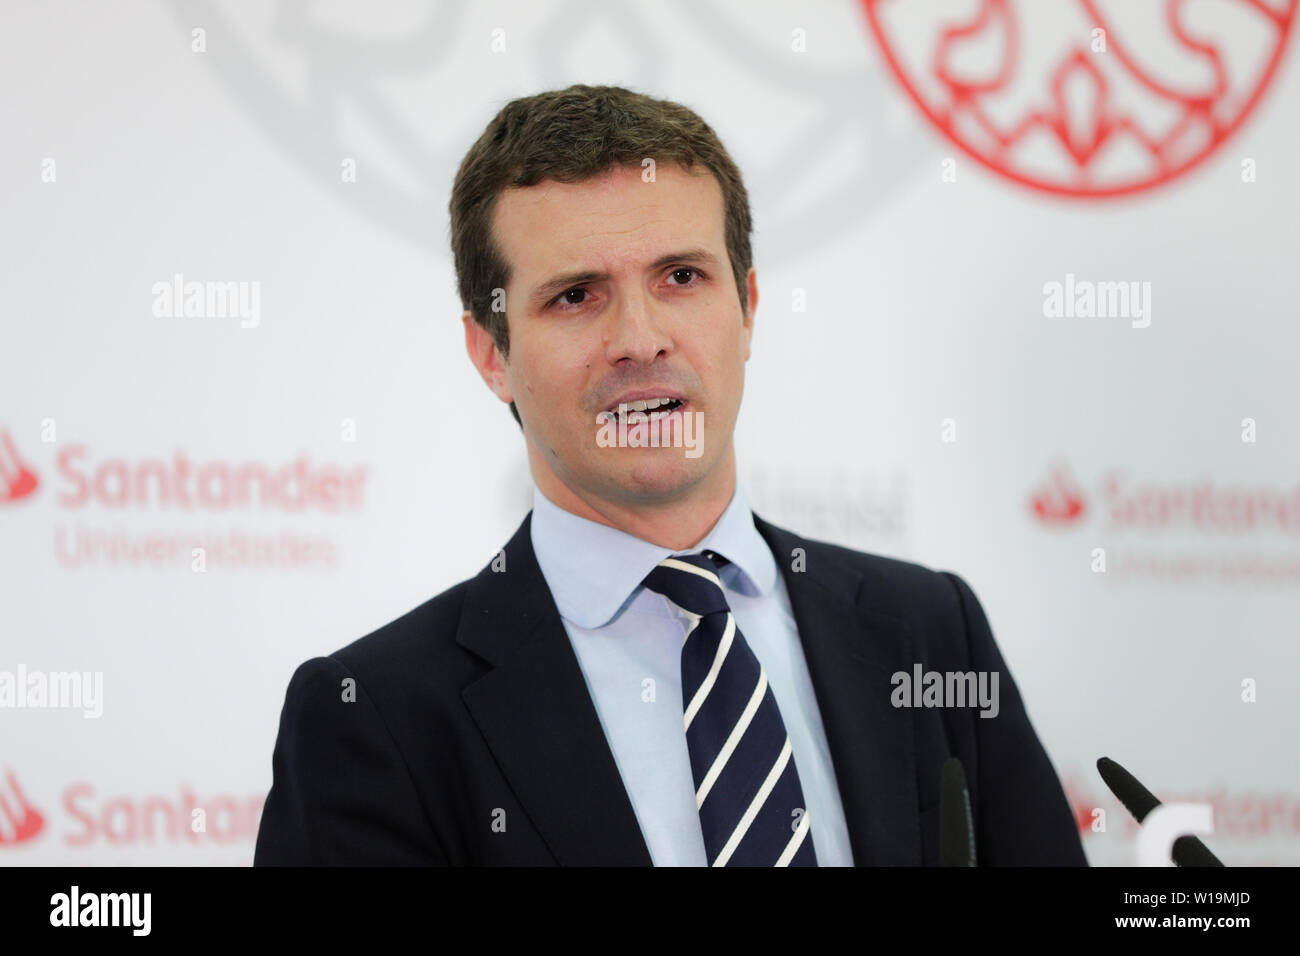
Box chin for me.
[607,454,705,502]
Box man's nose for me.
[603,287,672,366]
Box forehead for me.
[490,163,726,282]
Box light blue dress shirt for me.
[529,480,855,866]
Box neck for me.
[530,448,737,552]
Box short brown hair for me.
[449,84,754,425]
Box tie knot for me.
[642,551,731,617]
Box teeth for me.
[605,398,680,417]
[603,395,681,416]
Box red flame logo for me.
[0,430,38,504]
[0,770,45,845]
[1031,460,1087,524]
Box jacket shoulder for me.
[782,526,970,622]
[325,575,481,689]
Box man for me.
[254,85,1085,867]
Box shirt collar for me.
[529,478,778,629]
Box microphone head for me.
[1097,756,1160,823]
[939,757,976,866]
[1096,756,1225,867]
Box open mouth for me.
[601,397,686,423]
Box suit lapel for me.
[754,514,922,865]
[453,508,921,867]
[455,512,653,866]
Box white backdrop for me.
[2,0,1298,866]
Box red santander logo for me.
[1029,460,1300,534]
[55,445,368,513]
[0,769,264,849]
[0,425,368,513]
[0,769,46,845]
[862,0,1297,197]
[0,430,39,504]
[1031,460,1087,524]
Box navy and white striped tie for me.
[643,550,817,866]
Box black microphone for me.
[1096,756,1224,867]
[939,757,976,866]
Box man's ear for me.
[462,310,514,405]
[742,267,758,361]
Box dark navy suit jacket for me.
[254,511,1087,866]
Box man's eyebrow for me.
[528,248,722,307]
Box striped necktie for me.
[642,550,817,866]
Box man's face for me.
[473,162,755,509]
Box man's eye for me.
[551,270,699,308]
[556,287,589,307]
